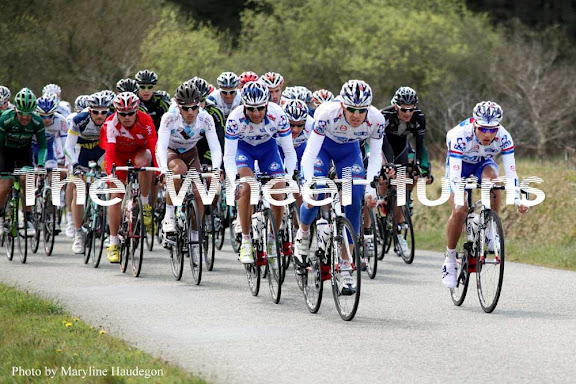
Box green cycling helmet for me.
[14,88,37,113]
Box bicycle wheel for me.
[229,207,241,253]
[214,194,226,250]
[331,216,361,321]
[187,199,203,285]
[203,205,215,271]
[169,235,185,281]
[83,203,95,264]
[18,193,28,264]
[30,197,42,254]
[92,205,107,268]
[129,197,145,277]
[302,222,323,313]
[245,241,260,296]
[450,218,471,306]
[5,199,15,261]
[154,193,165,244]
[364,209,378,279]
[42,189,56,256]
[399,206,415,264]
[263,209,283,304]
[476,210,505,313]
[375,215,386,261]
[145,208,155,252]
[281,204,298,280]
[119,201,130,274]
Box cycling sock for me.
[298,228,310,237]
[141,195,149,205]
[110,236,119,246]
[446,247,456,261]
[75,227,83,234]
[242,234,251,242]
[165,204,175,218]
[67,212,73,224]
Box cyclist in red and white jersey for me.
[100,92,158,263]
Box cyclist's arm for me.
[35,124,48,167]
[204,116,222,169]
[498,127,519,190]
[414,112,425,165]
[223,116,239,178]
[382,134,395,165]
[101,123,116,175]
[277,115,296,176]
[447,135,463,192]
[144,117,159,167]
[155,114,171,170]
[64,129,80,165]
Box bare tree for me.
[489,24,576,157]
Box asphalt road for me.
[1,234,575,384]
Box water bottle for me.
[316,219,331,250]
[466,213,479,242]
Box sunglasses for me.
[39,114,54,119]
[181,105,199,112]
[477,126,499,134]
[221,90,237,95]
[245,105,266,112]
[90,110,108,115]
[118,111,137,117]
[17,111,32,116]
[345,106,368,114]
[290,123,305,128]
[398,106,416,113]
[139,85,154,90]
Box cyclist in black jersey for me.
[135,69,170,131]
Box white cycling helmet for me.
[217,72,239,89]
[340,80,373,108]
[473,101,503,127]
[241,81,269,107]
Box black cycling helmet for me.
[392,86,418,106]
[175,82,201,105]
[135,69,158,85]
[187,77,210,99]
[116,78,139,94]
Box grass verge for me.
[0,283,205,383]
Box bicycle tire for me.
[119,199,130,274]
[18,192,28,264]
[83,202,94,264]
[170,235,185,281]
[450,217,470,306]
[42,189,56,256]
[477,209,505,313]
[203,205,215,271]
[302,222,323,313]
[5,199,15,261]
[365,209,378,279]
[214,194,226,250]
[230,207,241,253]
[145,212,155,252]
[264,208,283,304]
[93,206,106,268]
[130,197,145,277]
[399,206,415,264]
[375,215,386,261]
[331,216,361,321]
[30,197,41,254]
[188,198,203,285]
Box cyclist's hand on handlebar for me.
[365,194,377,209]
[384,164,396,179]
[72,163,83,176]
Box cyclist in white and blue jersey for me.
[442,101,529,288]
[32,93,66,170]
[64,92,112,254]
[295,80,393,293]
[224,81,297,264]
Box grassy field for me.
[0,284,204,384]
[412,157,576,271]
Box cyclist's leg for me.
[133,150,153,199]
[236,142,256,238]
[299,147,330,232]
[478,159,501,213]
[184,147,204,223]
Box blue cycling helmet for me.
[241,81,269,107]
[36,93,59,115]
[283,99,308,122]
[473,101,503,127]
[340,80,373,108]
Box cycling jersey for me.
[156,106,222,170]
[207,90,242,119]
[65,109,108,167]
[446,117,519,192]
[100,110,158,177]
[31,112,66,168]
[0,109,47,166]
[58,100,71,117]
[140,91,170,130]
[223,103,296,177]
[279,115,313,173]
[380,105,425,164]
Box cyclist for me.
[207,72,241,119]
[42,84,71,117]
[65,92,112,254]
[0,88,47,235]
[100,92,158,263]
[259,72,285,105]
[310,89,334,117]
[295,80,391,294]
[0,86,12,112]
[442,101,529,288]
[223,81,296,264]
[156,82,222,240]
[135,69,170,131]
[377,86,427,254]
[238,71,259,89]
[281,99,313,210]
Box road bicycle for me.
[1,168,32,263]
[81,162,108,268]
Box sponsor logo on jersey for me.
[314,158,323,167]
[351,164,362,174]
[268,114,276,122]
[453,164,460,170]
[237,154,248,161]
[339,125,348,131]
[269,162,280,171]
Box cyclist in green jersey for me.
[0,88,47,235]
